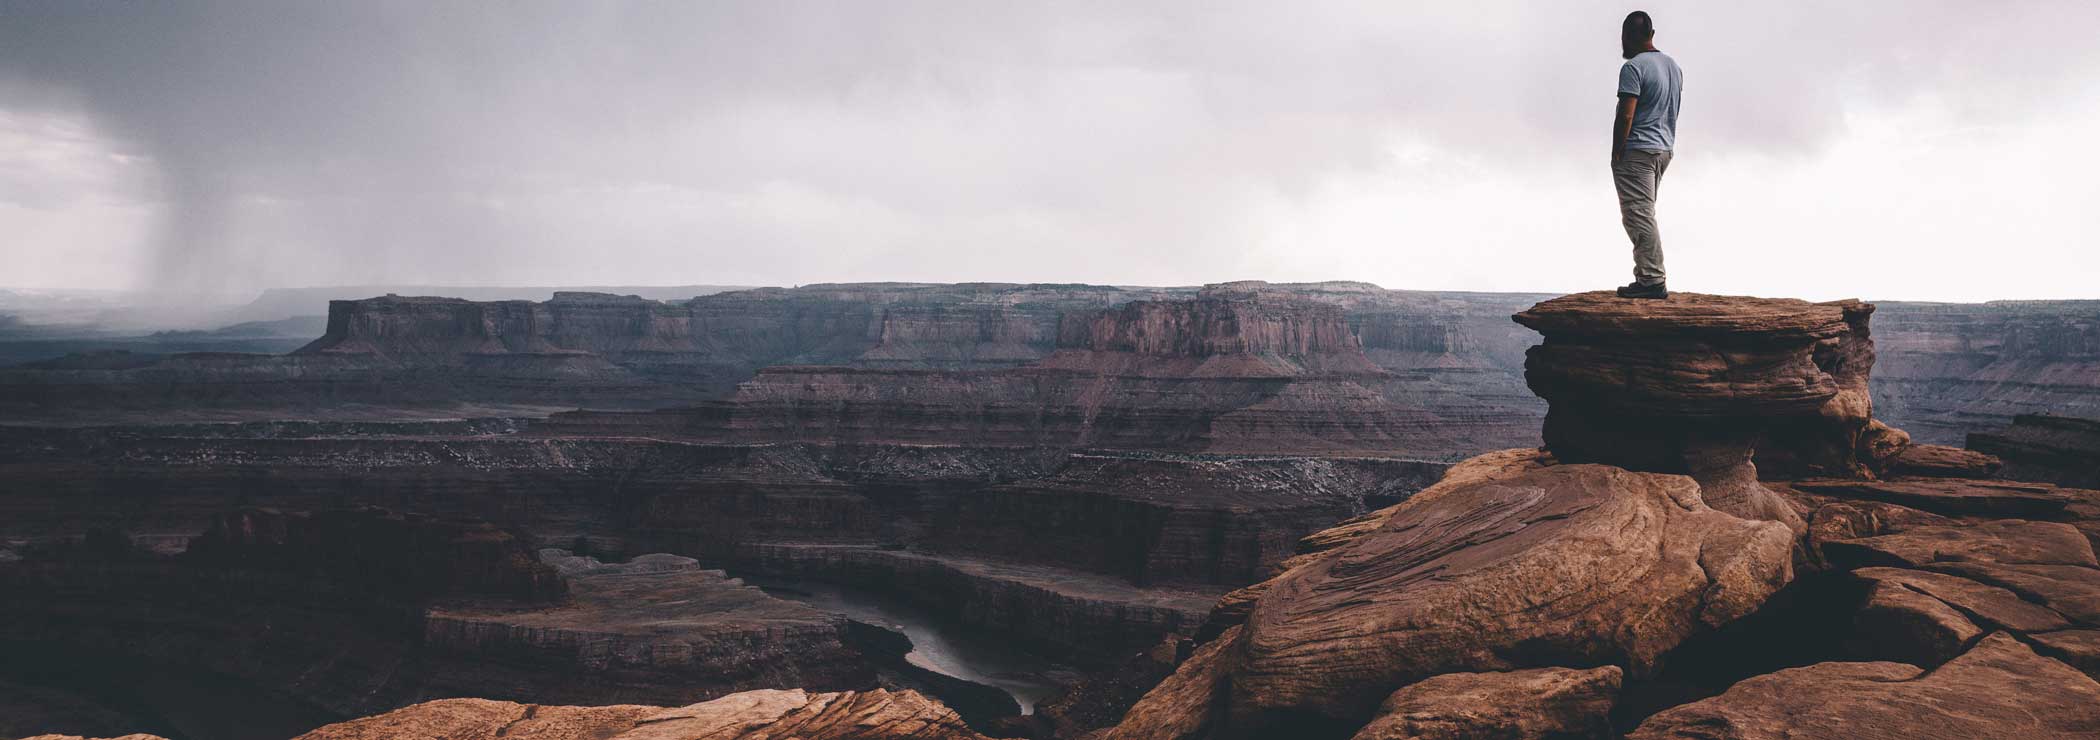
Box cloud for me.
[0,0,2096,300]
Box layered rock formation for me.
[1103,461,1793,738]
[11,285,2100,740]
[7,283,2092,449]
[1627,633,2100,739]
[291,689,990,740]
[0,282,1545,458]
[554,284,1531,457]
[1871,299,2100,444]
[1348,667,1621,740]
[1515,292,1908,532]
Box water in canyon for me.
[748,576,1070,714]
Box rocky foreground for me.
[12,290,2100,740]
[1084,293,2100,739]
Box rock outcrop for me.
[1627,633,2100,739]
[291,689,989,740]
[1347,666,1621,740]
[1882,443,2004,478]
[1105,461,1793,738]
[1095,290,2100,740]
[1515,292,1903,530]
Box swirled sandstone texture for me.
[291,690,989,740]
[1514,292,1904,531]
[1107,462,1794,738]
[1347,666,1621,740]
[1625,632,2100,739]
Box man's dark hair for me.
[1621,11,1654,59]
[1623,11,1654,39]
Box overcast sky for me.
[3,1,2097,302]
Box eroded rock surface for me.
[1627,633,2100,739]
[1348,666,1620,740]
[1108,463,1793,737]
[291,689,988,740]
[1514,292,1897,532]
[1883,443,2003,479]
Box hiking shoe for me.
[1615,281,1668,299]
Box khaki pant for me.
[1613,149,1672,286]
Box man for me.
[1611,10,1681,300]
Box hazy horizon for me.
[6,1,2098,303]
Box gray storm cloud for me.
[2,1,2097,298]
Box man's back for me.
[1617,51,1681,153]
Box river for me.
[748,576,1070,714]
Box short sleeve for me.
[1617,62,1641,97]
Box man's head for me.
[1621,11,1655,60]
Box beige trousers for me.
[1613,149,1673,286]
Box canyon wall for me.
[1871,300,2100,443]
[6,285,2094,448]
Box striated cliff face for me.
[7,284,2094,448]
[1871,300,2100,444]
[1054,286,1370,367]
[0,283,1545,455]
[578,285,1533,458]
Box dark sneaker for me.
[1616,281,1668,299]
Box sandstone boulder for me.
[1848,566,2071,665]
[294,690,989,740]
[616,689,987,740]
[1884,443,2004,478]
[1203,449,1552,638]
[1627,632,2100,739]
[1109,463,1793,737]
[293,698,656,740]
[1347,666,1620,740]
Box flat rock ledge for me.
[1515,292,1905,532]
[1627,632,2100,739]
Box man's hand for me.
[1611,93,1639,164]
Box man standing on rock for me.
[1611,11,1681,300]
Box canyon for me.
[3,282,2098,740]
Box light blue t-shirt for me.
[1617,50,1681,152]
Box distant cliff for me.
[9,283,2093,447]
[1871,300,2100,444]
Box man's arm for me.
[1612,93,1638,164]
